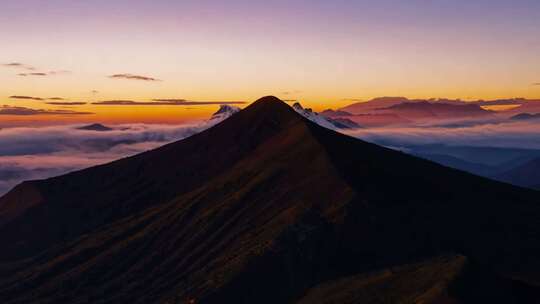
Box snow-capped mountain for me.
[209,105,241,124]
[292,102,359,129]
[207,102,358,130]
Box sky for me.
[1,0,540,124]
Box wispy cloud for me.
[92,99,246,106]
[18,72,48,77]
[18,70,70,77]
[46,102,87,106]
[1,62,35,71]
[10,96,74,103]
[9,95,44,101]
[533,83,540,86]
[0,105,93,115]
[108,73,161,82]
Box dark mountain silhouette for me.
[1,96,540,303]
[381,101,493,119]
[496,157,540,190]
[76,123,113,131]
[415,153,497,177]
[511,113,540,121]
[406,144,540,167]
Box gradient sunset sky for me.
[1,0,540,124]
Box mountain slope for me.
[496,157,540,190]
[1,96,540,304]
[415,153,497,177]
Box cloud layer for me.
[344,120,540,150]
[0,122,212,195]
[0,113,234,195]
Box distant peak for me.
[76,123,113,131]
[213,104,240,115]
[209,104,240,122]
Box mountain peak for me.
[253,95,284,104]
[250,96,290,110]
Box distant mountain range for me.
[511,113,540,121]
[320,97,540,127]
[1,97,540,303]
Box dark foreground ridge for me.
[1,96,540,303]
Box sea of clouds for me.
[344,120,540,150]
[0,123,208,195]
[0,117,539,196]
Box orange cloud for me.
[0,105,93,115]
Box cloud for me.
[108,73,161,81]
[3,63,69,77]
[46,102,87,106]
[343,120,540,150]
[9,95,44,101]
[533,83,540,86]
[0,121,215,195]
[9,96,74,103]
[92,99,246,106]
[0,105,93,115]
[18,72,48,77]
[17,70,70,77]
[2,62,35,71]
